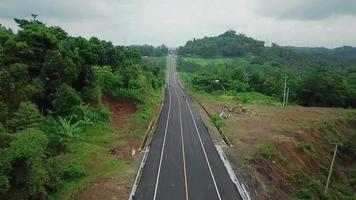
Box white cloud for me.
[0,0,356,48]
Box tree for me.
[0,128,52,200]
[52,84,82,117]
[8,101,42,132]
[56,116,84,153]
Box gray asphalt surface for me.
[133,55,242,200]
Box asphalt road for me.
[133,55,242,200]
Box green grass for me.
[298,142,316,157]
[234,92,280,105]
[258,143,287,163]
[186,88,280,106]
[181,57,236,66]
[180,56,252,68]
[54,124,128,200]
[339,108,356,120]
[55,86,164,199]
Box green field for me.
[180,56,250,67]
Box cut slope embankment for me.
[195,97,356,199]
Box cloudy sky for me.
[1,0,356,48]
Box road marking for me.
[153,59,172,200]
[175,77,222,200]
[173,82,189,200]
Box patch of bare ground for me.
[78,96,139,200]
[201,102,356,199]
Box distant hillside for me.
[130,44,168,57]
[285,46,356,59]
[178,30,356,70]
[177,30,265,57]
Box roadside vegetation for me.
[177,30,356,108]
[177,31,356,199]
[0,17,167,199]
[130,44,168,57]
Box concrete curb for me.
[190,94,233,147]
[128,147,150,200]
[216,145,251,200]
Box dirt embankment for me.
[201,103,356,199]
[102,95,137,125]
[78,96,138,200]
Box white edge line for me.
[174,76,222,200]
[129,146,150,200]
[175,75,251,200]
[215,145,251,200]
[128,56,171,200]
[153,59,172,200]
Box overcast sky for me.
[1,0,356,48]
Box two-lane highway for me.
[133,55,242,200]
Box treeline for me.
[178,57,356,108]
[177,30,356,70]
[0,18,165,199]
[177,30,356,108]
[177,30,264,57]
[130,44,168,57]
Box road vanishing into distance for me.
[133,55,242,200]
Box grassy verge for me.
[54,124,125,199]
[55,68,165,199]
[182,85,280,106]
[179,56,252,67]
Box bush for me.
[0,124,10,148]
[0,128,55,199]
[63,164,85,180]
[211,112,224,130]
[299,142,316,156]
[340,135,356,157]
[52,84,82,117]
[233,92,280,105]
[8,101,42,132]
[82,85,102,105]
[258,143,287,163]
[97,105,110,122]
[295,177,324,199]
[348,170,356,186]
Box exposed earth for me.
[198,101,356,199]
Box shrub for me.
[211,112,224,130]
[56,117,84,152]
[63,164,85,180]
[0,128,54,199]
[259,143,287,163]
[295,177,324,199]
[299,142,316,156]
[340,135,356,157]
[97,105,110,122]
[81,85,102,105]
[0,124,10,148]
[348,170,356,186]
[52,84,82,117]
[8,101,42,132]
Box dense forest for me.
[0,18,166,199]
[130,44,168,57]
[177,30,356,108]
[177,30,265,58]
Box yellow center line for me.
[172,66,189,200]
